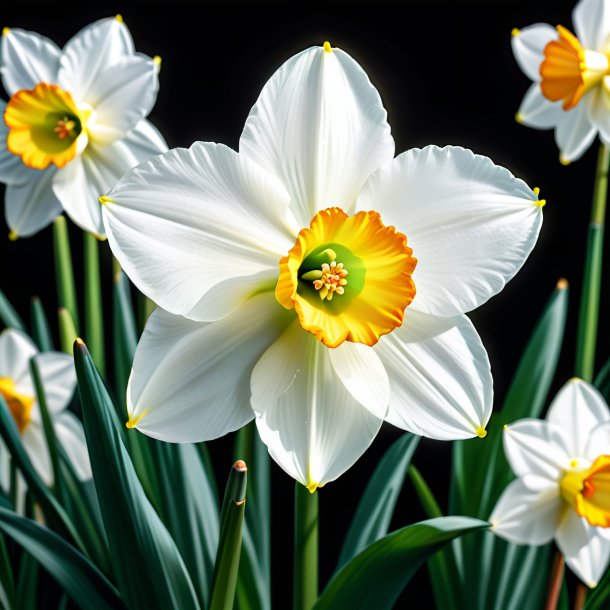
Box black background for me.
[0,2,604,607]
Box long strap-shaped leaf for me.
[315,516,487,610]
[0,287,25,331]
[337,432,420,569]
[74,339,200,610]
[0,507,122,610]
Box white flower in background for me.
[491,379,610,588]
[102,43,543,492]
[0,15,166,238]
[0,329,91,487]
[512,0,610,163]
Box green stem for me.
[84,233,105,379]
[293,483,318,610]
[575,143,609,381]
[53,217,79,330]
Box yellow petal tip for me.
[8,230,18,241]
[559,155,571,166]
[535,198,546,207]
[2,27,10,36]
[306,481,318,493]
[515,112,524,124]
[153,55,162,66]
[323,41,332,53]
[476,426,487,438]
[556,277,569,289]
[99,195,113,206]
[511,28,520,37]
[503,424,508,431]
[126,410,147,429]
[115,14,123,23]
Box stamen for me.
[54,117,77,140]
[306,260,349,301]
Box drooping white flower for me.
[0,329,91,487]
[0,15,166,238]
[512,0,610,163]
[491,379,610,588]
[102,43,543,491]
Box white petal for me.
[240,45,394,226]
[57,17,134,103]
[512,24,557,82]
[547,379,610,458]
[503,419,571,480]
[573,0,610,51]
[490,476,562,545]
[585,422,610,460]
[33,352,76,414]
[103,142,294,321]
[517,83,564,129]
[85,55,159,144]
[54,412,91,480]
[52,141,138,236]
[22,424,51,485]
[555,99,597,163]
[0,100,30,185]
[5,168,62,239]
[0,329,37,385]
[251,321,386,489]
[127,293,288,443]
[375,309,492,440]
[122,119,168,161]
[0,28,60,95]
[356,145,543,317]
[587,82,610,142]
[556,510,610,587]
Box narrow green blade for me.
[84,233,105,379]
[0,287,25,331]
[338,433,420,569]
[30,297,53,352]
[585,566,610,609]
[53,216,79,330]
[73,339,200,610]
[314,517,488,610]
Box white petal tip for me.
[515,112,525,124]
[2,27,10,36]
[532,186,546,207]
[323,41,332,53]
[126,410,147,429]
[115,14,124,23]
[8,230,18,242]
[153,55,162,65]
[556,278,569,290]
[559,155,572,166]
[476,426,488,439]
[511,28,521,38]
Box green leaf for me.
[337,433,419,569]
[0,288,25,332]
[30,297,53,352]
[0,507,122,610]
[53,216,79,330]
[209,461,247,610]
[585,565,610,609]
[314,517,488,610]
[73,339,200,610]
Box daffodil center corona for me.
[4,83,90,169]
[540,26,610,110]
[0,377,34,434]
[560,455,610,528]
[276,207,417,348]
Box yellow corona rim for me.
[560,455,610,527]
[4,83,85,169]
[0,377,35,433]
[276,207,417,348]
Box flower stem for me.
[545,551,565,610]
[575,142,610,381]
[53,216,79,330]
[574,583,587,610]
[84,233,105,379]
[293,483,318,610]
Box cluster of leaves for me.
[0,231,609,609]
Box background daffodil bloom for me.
[0,16,166,238]
[0,329,91,497]
[102,44,543,491]
[512,0,610,163]
[491,379,610,588]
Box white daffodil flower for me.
[0,329,91,489]
[512,0,610,163]
[0,15,166,238]
[102,43,543,492]
[491,379,610,588]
